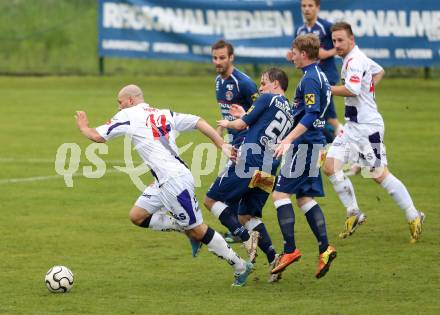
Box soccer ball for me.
[45,266,74,293]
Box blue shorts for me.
[275,143,325,198]
[206,164,271,218]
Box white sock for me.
[328,171,360,215]
[207,231,246,273]
[300,200,318,214]
[244,217,262,231]
[211,201,228,219]
[380,173,419,221]
[149,213,183,232]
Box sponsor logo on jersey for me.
[225,90,234,101]
[251,92,259,102]
[349,75,361,83]
[226,84,234,91]
[313,119,326,128]
[305,93,315,106]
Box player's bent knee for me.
[372,167,390,183]
[323,158,336,176]
[187,223,208,241]
[238,215,251,225]
[272,191,289,201]
[129,206,149,226]
[203,196,215,210]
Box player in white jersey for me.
[75,84,253,286]
[323,22,424,243]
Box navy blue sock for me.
[276,203,296,253]
[219,207,250,242]
[305,204,329,254]
[228,201,239,216]
[139,216,152,228]
[254,223,276,263]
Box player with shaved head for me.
[75,84,254,286]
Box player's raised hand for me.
[75,111,90,130]
[273,138,292,159]
[230,104,246,118]
[217,119,229,128]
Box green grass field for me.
[0,75,439,314]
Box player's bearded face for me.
[212,48,233,75]
[332,30,354,57]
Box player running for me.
[75,84,253,286]
[323,22,425,242]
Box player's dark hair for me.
[293,34,320,60]
[211,39,234,56]
[263,68,289,91]
[301,0,320,6]
[331,22,354,36]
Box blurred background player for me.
[288,0,342,143]
[216,68,293,282]
[75,84,253,286]
[271,34,336,279]
[324,22,425,243]
[207,39,259,243]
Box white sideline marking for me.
[0,157,132,164]
[0,169,122,185]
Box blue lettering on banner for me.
[98,0,440,66]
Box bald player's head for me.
[117,84,144,110]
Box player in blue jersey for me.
[289,0,342,143]
[271,34,336,279]
[204,40,259,244]
[215,68,294,282]
[211,40,258,146]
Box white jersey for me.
[96,103,199,185]
[341,45,384,126]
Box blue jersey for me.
[215,68,258,145]
[292,63,331,145]
[296,17,339,85]
[241,94,294,172]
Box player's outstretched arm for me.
[217,118,247,131]
[196,118,226,150]
[75,111,106,143]
[197,118,236,160]
[216,124,225,137]
[273,124,308,159]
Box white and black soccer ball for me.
[45,266,74,293]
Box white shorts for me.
[135,174,204,230]
[327,122,387,168]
